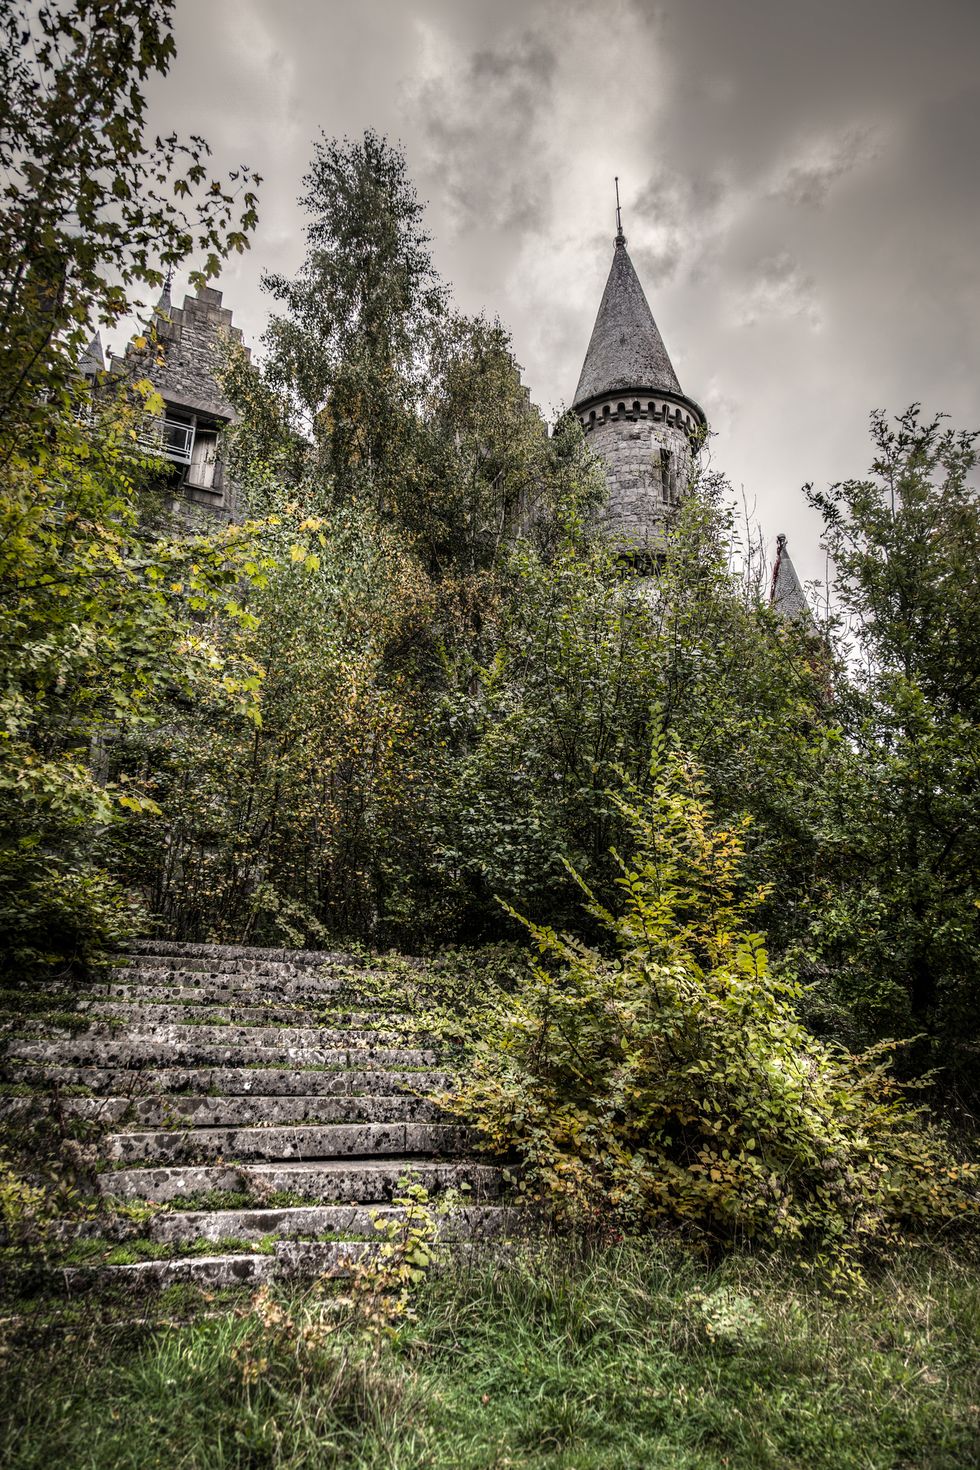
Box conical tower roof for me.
[573,232,685,408]
[769,535,813,624]
[78,329,105,377]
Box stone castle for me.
[82,207,809,614]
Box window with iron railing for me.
[133,417,195,465]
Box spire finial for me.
[157,264,173,313]
[614,176,625,245]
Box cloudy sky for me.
[146,0,980,588]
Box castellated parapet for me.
[572,227,705,558]
[109,283,250,519]
[576,392,702,553]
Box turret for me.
[572,187,706,561]
[769,534,814,624]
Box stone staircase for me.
[1,940,511,1291]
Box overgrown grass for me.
[3,1240,978,1468]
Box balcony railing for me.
[133,417,195,465]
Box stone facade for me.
[110,284,249,519]
[577,393,700,555]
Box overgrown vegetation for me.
[438,748,977,1278]
[1,5,979,1462]
[0,0,263,982]
[3,1244,979,1469]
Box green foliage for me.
[0,0,264,979]
[0,400,270,974]
[442,748,978,1268]
[3,1244,979,1468]
[261,128,444,514]
[803,408,980,1093]
[0,0,260,450]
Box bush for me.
[443,746,979,1274]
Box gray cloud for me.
[768,127,879,207]
[139,0,980,589]
[410,29,559,236]
[735,253,821,330]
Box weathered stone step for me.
[0,1093,446,1128]
[74,1002,397,1026]
[61,1252,280,1290]
[7,1065,450,1096]
[32,1021,408,1048]
[114,962,360,986]
[149,1202,518,1245]
[127,939,359,965]
[105,1121,473,1165]
[122,955,398,986]
[100,1157,503,1205]
[59,1239,381,1291]
[99,981,367,1004]
[7,1039,437,1069]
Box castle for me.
[82,208,809,615]
[81,281,250,521]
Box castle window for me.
[188,428,218,489]
[616,402,626,416]
[660,447,672,500]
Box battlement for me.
[108,283,251,519]
[578,392,704,440]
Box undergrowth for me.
[2,1240,977,1469]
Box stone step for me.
[62,1252,280,1291]
[122,956,395,984]
[58,1230,522,1292]
[127,940,354,965]
[100,982,365,1004]
[31,1021,409,1048]
[114,962,361,985]
[6,1065,450,1096]
[0,1093,446,1128]
[148,1202,518,1245]
[104,1121,473,1165]
[58,1239,381,1291]
[7,1039,437,1069]
[100,1157,503,1205]
[74,1002,397,1026]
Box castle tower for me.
[110,283,250,519]
[572,204,705,560]
[769,534,813,624]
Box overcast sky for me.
[145,0,980,588]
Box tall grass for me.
[3,1241,979,1469]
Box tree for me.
[804,408,980,1097]
[0,0,259,455]
[261,129,444,514]
[0,0,263,977]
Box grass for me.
[2,1239,978,1469]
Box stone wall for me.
[151,286,249,421]
[110,285,250,520]
[578,394,699,554]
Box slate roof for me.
[78,330,105,378]
[573,233,684,408]
[769,535,813,624]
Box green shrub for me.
[444,747,978,1273]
